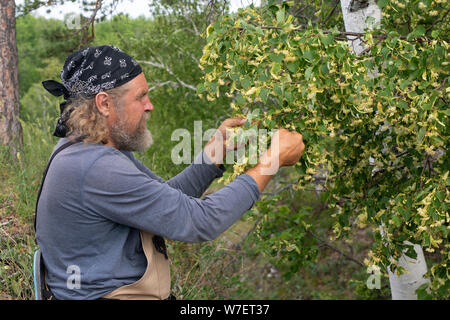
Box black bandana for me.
[42,45,143,137]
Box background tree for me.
[0,0,22,160]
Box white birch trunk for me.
[387,242,430,299]
[339,0,430,300]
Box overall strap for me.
[34,137,84,232]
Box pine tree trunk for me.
[339,0,430,300]
[0,0,22,159]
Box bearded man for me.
[36,45,304,300]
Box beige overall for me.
[102,231,171,300]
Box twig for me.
[0,220,13,227]
[425,9,449,33]
[261,181,297,197]
[418,154,430,190]
[306,230,364,267]
[66,0,102,39]
[236,25,430,42]
[137,59,196,91]
[0,228,17,245]
[321,0,340,27]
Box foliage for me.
[199,0,449,298]
[251,195,319,280]
[16,15,68,97]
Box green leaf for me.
[305,67,313,80]
[230,72,240,82]
[417,127,426,144]
[255,26,264,36]
[258,74,270,82]
[285,90,293,104]
[287,61,299,73]
[367,187,377,196]
[276,8,285,25]
[269,53,284,64]
[436,191,445,202]
[399,80,411,90]
[271,63,282,75]
[196,83,206,94]
[236,94,246,105]
[405,245,418,259]
[377,0,388,8]
[412,25,426,37]
[247,108,260,123]
[392,215,401,227]
[241,77,251,89]
[205,65,214,74]
[416,283,433,300]
[259,87,269,103]
[303,51,315,62]
[320,34,334,46]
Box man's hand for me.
[203,117,247,166]
[267,129,305,167]
[246,129,305,192]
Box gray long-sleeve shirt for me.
[36,138,260,300]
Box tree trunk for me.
[0,0,22,159]
[339,0,430,300]
[388,242,430,299]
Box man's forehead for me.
[133,74,149,92]
[122,73,147,96]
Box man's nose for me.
[144,96,154,112]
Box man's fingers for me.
[223,117,246,128]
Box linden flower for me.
[331,95,341,103]
[245,87,257,95]
[418,2,426,9]
[230,102,238,110]
[306,167,316,174]
[284,55,297,62]
[418,226,427,233]
[233,163,246,175]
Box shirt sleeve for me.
[127,150,226,198]
[82,150,260,242]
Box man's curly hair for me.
[63,85,128,144]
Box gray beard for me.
[109,114,153,152]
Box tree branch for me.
[306,230,364,267]
[321,0,340,27]
[137,59,197,91]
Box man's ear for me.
[95,92,111,116]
